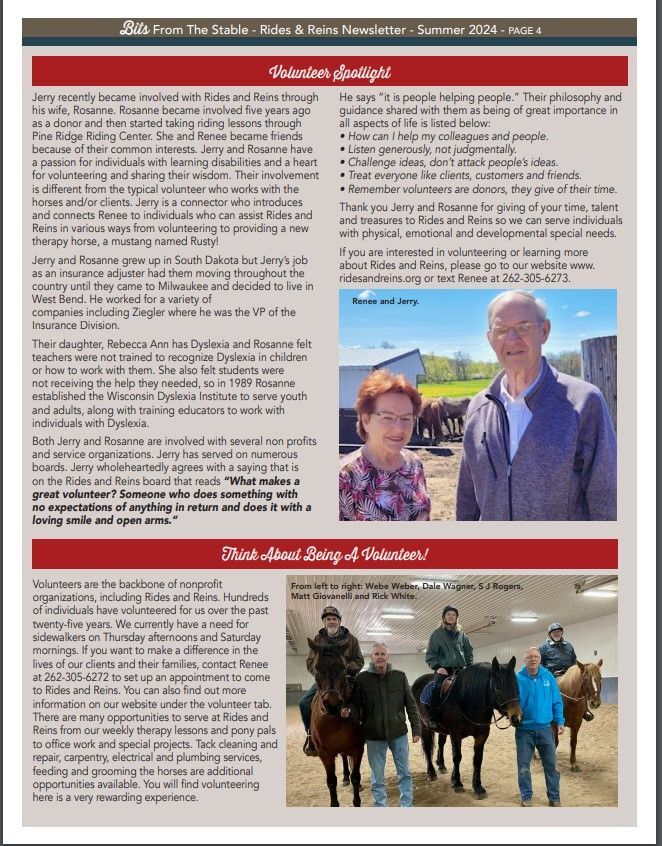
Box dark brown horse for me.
[418,397,446,445]
[412,658,522,798]
[553,659,603,771]
[307,637,364,806]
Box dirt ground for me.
[418,445,462,521]
[286,704,617,808]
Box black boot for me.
[303,731,319,756]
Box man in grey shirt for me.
[456,291,616,521]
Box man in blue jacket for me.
[516,646,565,807]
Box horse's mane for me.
[558,664,583,697]
[451,662,495,712]
[558,662,600,698]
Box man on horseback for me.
[539,623,593,722]
[419,605,474,731]
[300,606,364,756]
[516,646,565,807]
[347,642,421,807]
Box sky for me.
[339,289,617,361]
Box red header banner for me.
[32,56,628,86]
[32,538,618,570]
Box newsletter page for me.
[5,3,656,843]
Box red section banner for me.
[32,56,628,86]
[32,538,618,570]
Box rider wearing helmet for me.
[420,605,474,731]
[539,623,593,721]
[300,606,364,755]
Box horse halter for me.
[561,666,601,710]
[488,678,520,729]
[314,656,351,715]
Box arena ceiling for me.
[285,573,617,655]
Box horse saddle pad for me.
[420,680,436,705]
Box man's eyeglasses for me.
[371,411,416,427]
[489,320,542,341]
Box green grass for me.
[418,379,491,398]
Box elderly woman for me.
[339,370,431,520]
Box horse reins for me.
[433,679,519,731]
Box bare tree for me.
[452,350,472,381]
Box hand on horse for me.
[340,707,351,719]
[412,735,421,744]
[558,725,565,735]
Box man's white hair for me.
[371,642,389,653]
[524,646,541,657]
[487,291,547,327]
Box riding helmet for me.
[548,622,564,633]
[442,605,459,618]
[321,606,341,621]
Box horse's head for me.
[491,656,522,726]
[578,659,603,709]
[307,638,351,713]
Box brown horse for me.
[418,397,446,445]
[440,396,471,437]
[553,659,603,771]
[307,637,365,806]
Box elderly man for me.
[516,647,565,807]
[346,643,421,807]
[300,606,364,756]
[540,622,593,721]
[456,290,616,521]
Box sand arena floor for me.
[286,704,617,808]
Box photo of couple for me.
[339,289,617,522]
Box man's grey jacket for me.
[456,358,617,521]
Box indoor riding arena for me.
[285,573,618,808]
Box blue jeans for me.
[298,684,317,731]
[515,726,560,803]
[366,734,413,807]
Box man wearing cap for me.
[419,605,474,730]
[540,623,593,721]
[300,606,364,756]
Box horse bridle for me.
[437,678,519,731]
[316,678,352,716]
[560,667,600,714]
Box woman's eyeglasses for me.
[371,411,416,427]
